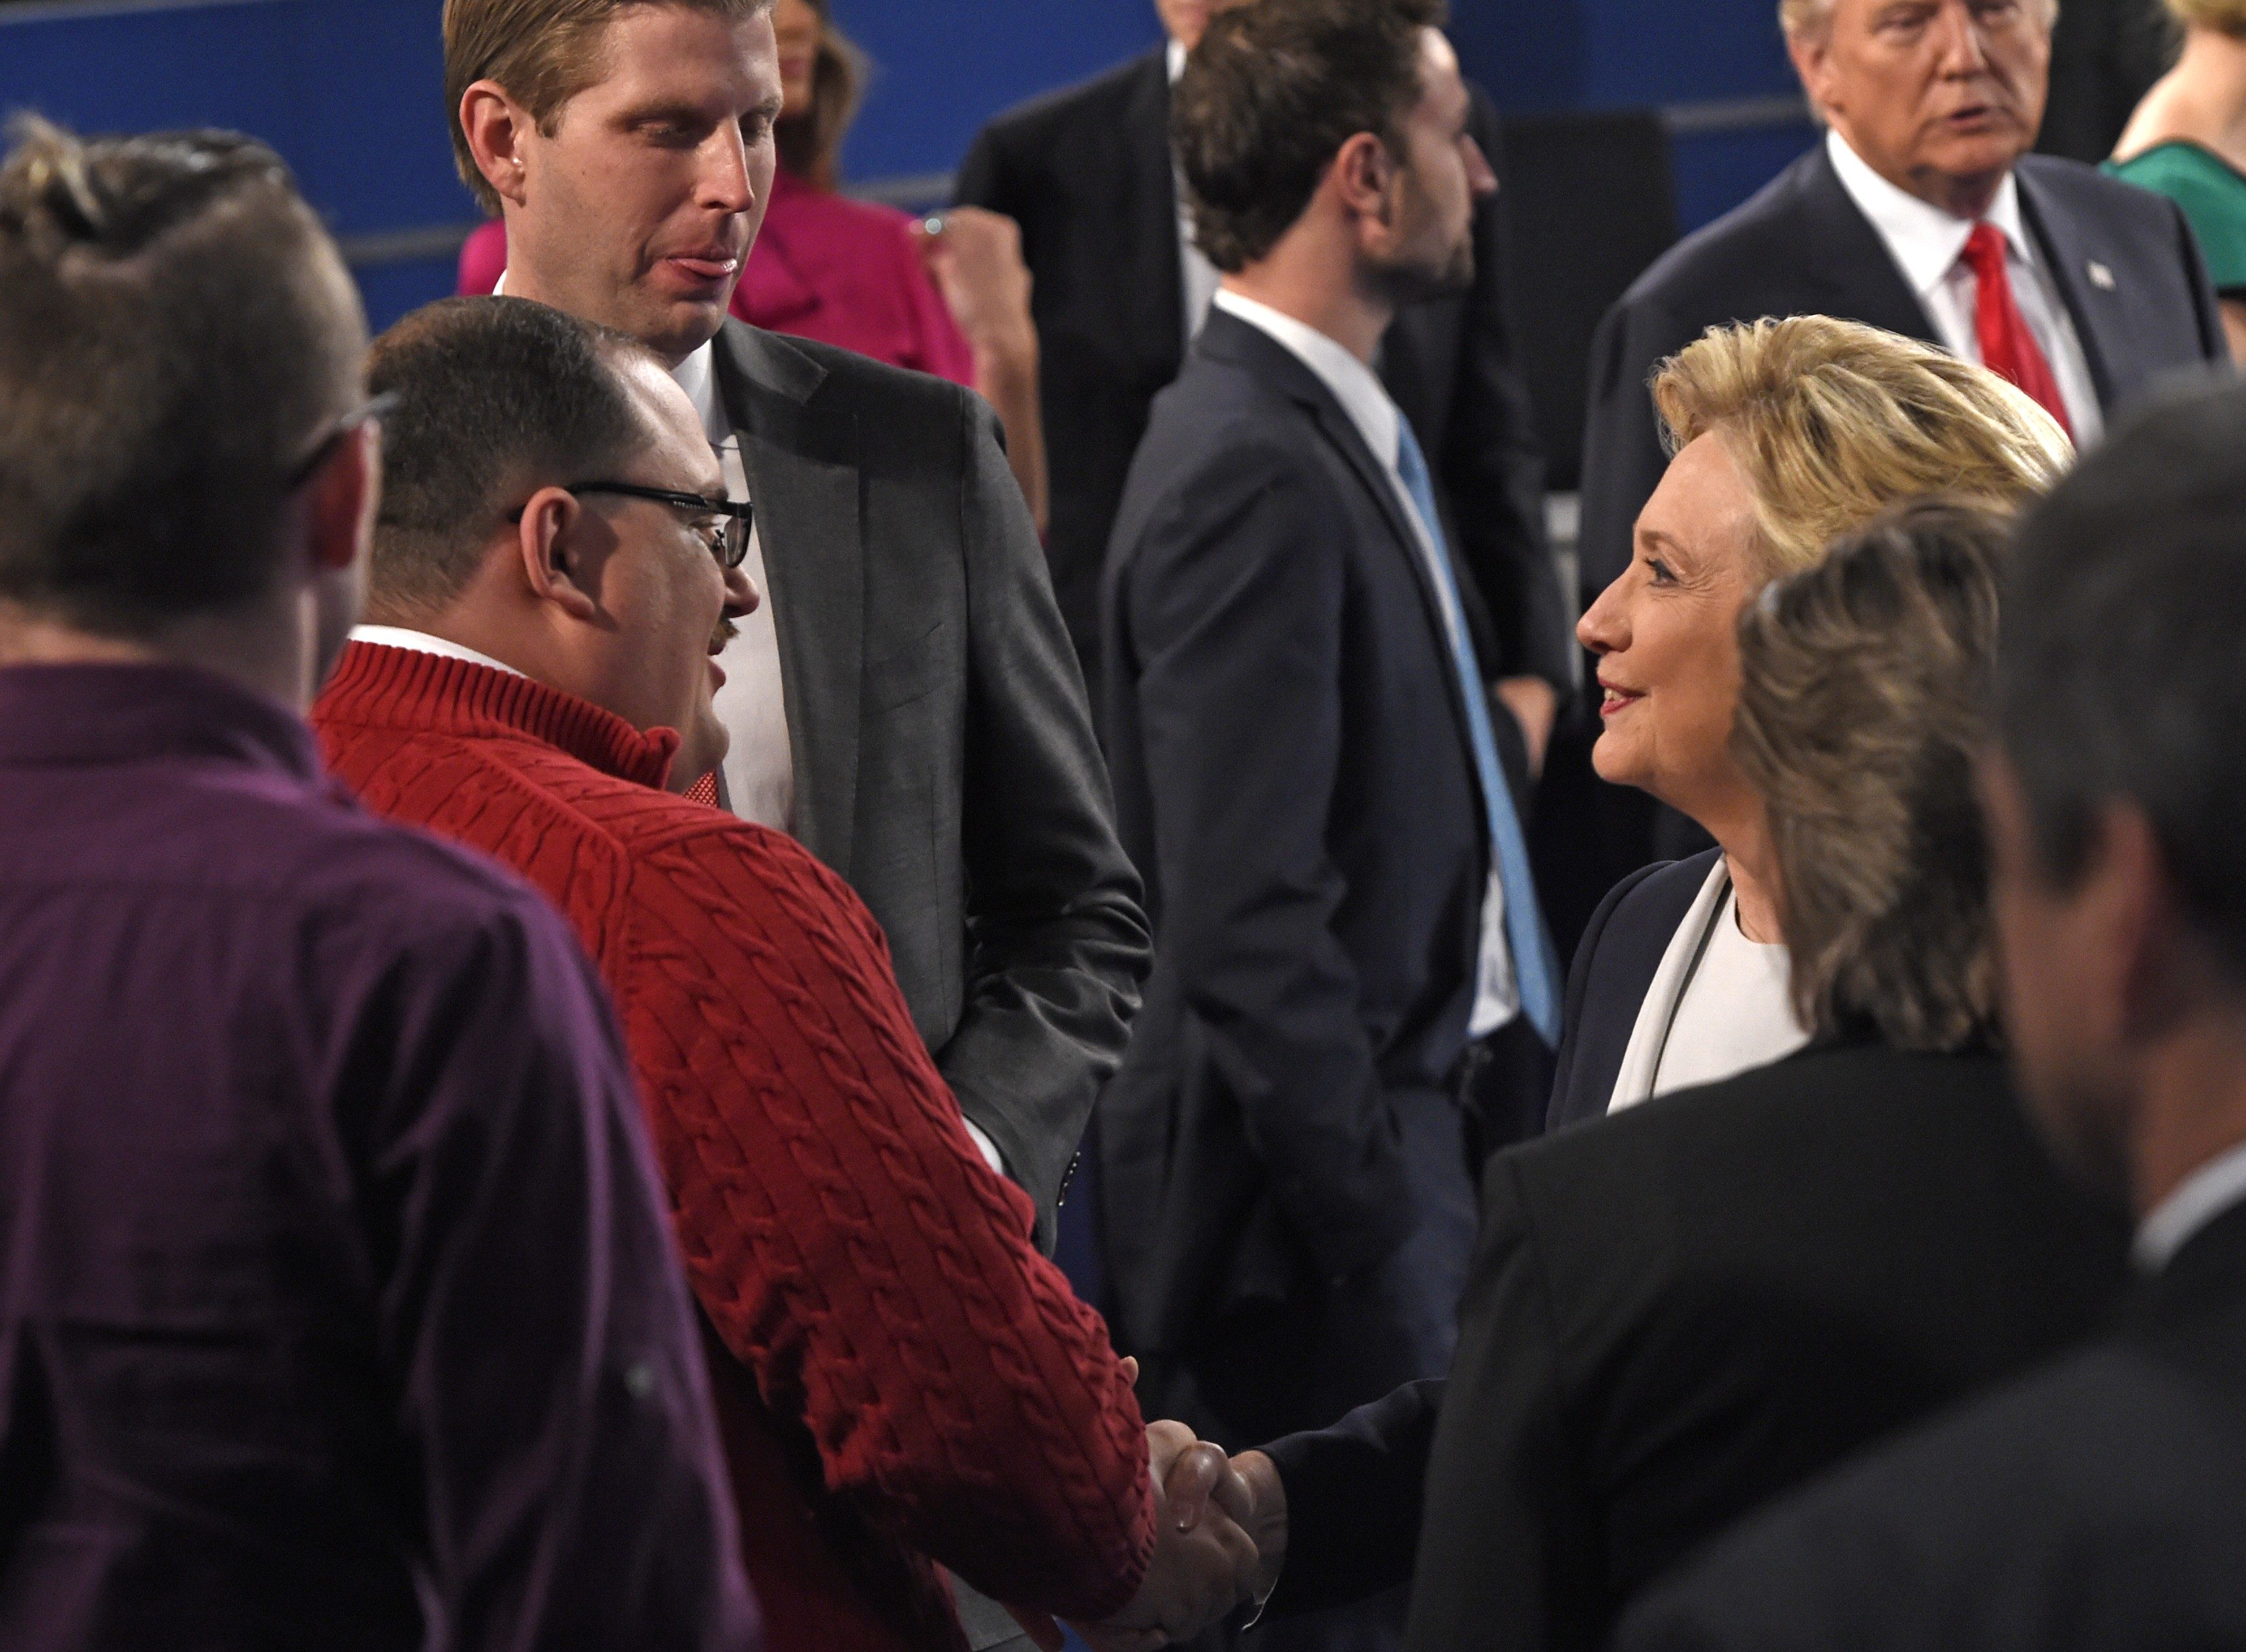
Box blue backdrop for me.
[0,0,1814,331]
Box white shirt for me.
[350,624,523,678]
[1607,859,1811,1113]
[1169,39,1223,345]
[1212,288,1519,1036]
[669,343,797,833]
[2136,1138,2246,1272]
[1825,130,2101,445]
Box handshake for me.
[1008,1389,1288,1652]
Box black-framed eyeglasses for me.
[514,482,755,570]
[285,392,400,491]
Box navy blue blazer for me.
[1097,309,1506,1359]
[1576,143,2228,603]
[1544,849,1720,1132]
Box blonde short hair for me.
[1779,0,2058,37]
[443,0,773,215]
[2167,0,2246,34]
[1650,315,2073,575]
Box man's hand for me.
[1495,676,1559,780]
[1163,1446,1286,1615]
[1069,1422,1265,1652]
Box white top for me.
[350,624,523,678]
[669,344,797,834]
[1607,859,1811,1114]
[1169,39,1223,345]
[1210,288,1519,1035]
[1824,130,2101,445]
[2136,1137,2246,1272]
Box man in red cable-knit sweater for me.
[312,296,1260,1652]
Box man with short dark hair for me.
[0,121,756,1651]
[316,295,1262,1652]
[1099,10,1560,1649]
[1614,374,2246,1651]
[441,0,1148,1252]
[957,0,1569,754]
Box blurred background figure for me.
[1553,318,2072,1131]
[2110,0,2246,361]
[456,0,1050,529]
[2038,0,2176,162]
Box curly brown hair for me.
[1731,497,2012,1053]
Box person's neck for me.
[1221,247,1394,367]
[2166,27,2246,159]
[367,601,546,683]
[0,598,324,713]
[1712,811,1783,944]
[1835,123,2004,219]
[2131,1007,2246,1220]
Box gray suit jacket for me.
[710,318,1151,1245]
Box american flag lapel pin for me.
[2087,261,2117,291]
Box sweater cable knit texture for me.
[314,642,1154,1652]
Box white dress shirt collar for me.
[2137,1137,2246,1273]
[1212,288,1402,471]
[351,625,525,678]
[1167,36,1187,81]
[1824,128,2038,303]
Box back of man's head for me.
[1174,0,1445,273]
[2000,376,2246,983]
[366,296,656,619]
[0,118,365,636]
[441,0,773,215]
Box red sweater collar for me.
[320,641,679,791]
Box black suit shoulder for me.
[1611,155,1828,325]
[1406,1043,2131,1652]
[964,48,1163,159]
[1617,1288,2246,1649]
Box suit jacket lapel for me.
[1124,49,1189,372]
[2013,167,2120,407]
[1797,144,1945,347]
[1197,314,1480,793]
[713,322,866,878]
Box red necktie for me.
[1962,223,2072,439]
[685,771,720,808]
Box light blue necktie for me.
[1394,417,1562,1046]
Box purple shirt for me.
[0,663,760,1652]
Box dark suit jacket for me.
[1617,1196,2246,1652]
[1544,848,1718,1131]
[956,50,1569,698]
[1097,309,1498,1371]
[709,320,1150,1245]
[1254,1041,2130,1649]
[1577,143,2228,603]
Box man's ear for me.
[302,422,380,578]
[1331,130,1399,243]
[516,486,602,621]
[1785,27,1837,124]
[2099,803,2200,1046]
[460,80,534,210]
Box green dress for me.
[2106,141,2246,296]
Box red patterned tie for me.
[1962,223,2072,439]
[684,771,720,808]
